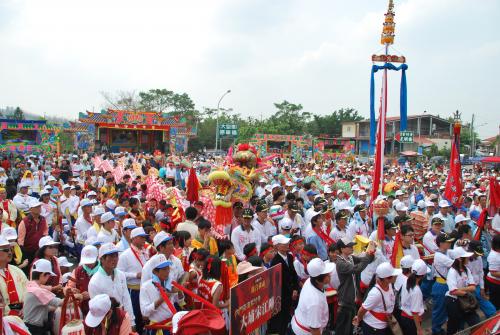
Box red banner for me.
[444,123,463,207]
[230,264,282,335]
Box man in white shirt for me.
[142,232,185,285]
[75,198,93,247]
[433,200,454,234]
[400,225,420,260]
[231,208,261,261]
[118,227,151,333]
[13,182,35,214]
[422,217,443,255]
[255,179,267,198]
[251,204,277,244]
[140,254,179,330]
[88,243,135,327]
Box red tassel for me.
[186,167,200,203]
[377,217,385,241]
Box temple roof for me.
[78,109,187,128]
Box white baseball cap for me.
[454,214,468,224]
[279,218,293,230]
[351,184,360,192]
[395,190,405,196]
[80,245,98,265]
[87,190,97,197]
[395,202,408,212]
[131,227,148,239]
[439,200,451,208]
[19,182,29,189]
[323,186,333,194]
[425,201,435,207]
[307,258,335,277]
[47,176,57,182]
[122,218,137,230]
[2,227,17,241]
[271,234,290,245]
[411,259,430,276]
[400,255,415,269]
[92,207,105,216]
[358,190,367,196]
[0,236,10,248]
[29,201,43,209]
[417,200,426,209]
[40,189,51,197]
[450,247,473,260]
[114,206,127,216]
[32,259,56,276]
[100,212,115,223]
[80,198,92,207]
[153,231,173,248]
[105,199,116,210]
[376,262,401,279]
[85,294,112,327]
[57,256,74,268]
[62,184,71,190]
[149,254,172,270]
[98,243,120,258]
[38,236,59,248]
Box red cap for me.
[176,309,225,335]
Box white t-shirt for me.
[402,244,420,261]
[400,285,425,317]
[433,251,453,279]
[394,273,408,292]
[362,284,395,329]
[487,250,500,282]
[422,230,439,255]
[324,260,340,289]
[291,278,329,335]
[446,267,475,298]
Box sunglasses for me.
[0,248,11,253]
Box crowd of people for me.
[0,151,498,335]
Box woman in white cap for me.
[84,294,133,335]
[399,259,428,335]
[31,236,62,293]
[66,245,99,315]
[291,258,335,335]
[445,247,479,334]
[140,254,179,335]
[86,206,105,241]
[96,212,119,244]
[23,259,82,335]
[353,262,398,335]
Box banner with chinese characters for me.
[230,264,282,335]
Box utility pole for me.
[470,114,474,156]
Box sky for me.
[1,0,499,138]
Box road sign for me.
[219,124,238,137]
[400,131,413,143]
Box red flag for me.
[443,123,463,207]
[186,167,200,203]
[391,231,404,268]
[488,177,500,213]
[473,209,488,241]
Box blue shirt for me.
[307,233,328,261]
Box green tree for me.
[138,89,199,120]
[308,107,363,137]
[12,107,25,120]
[266,100,311,135]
